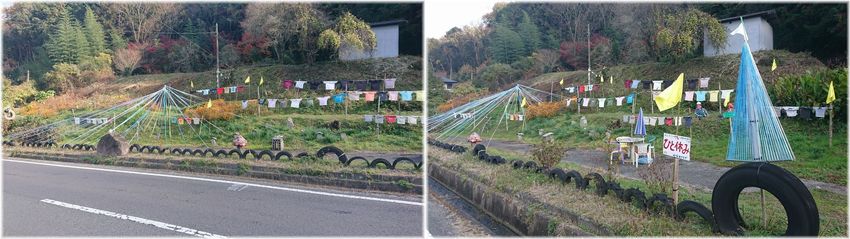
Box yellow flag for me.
[259,76,264,85]
[521,97,527,108]
[826,81,836,104]
[559,78,564,85]
[600,74,604,83]
[190,81,194,88]
[724,93,731,106]
[654,73,684,112]
[206,99,212,108]
[244,76,251,84]
[609,76,613,85]
[771,59,777,71]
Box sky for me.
[425,0,498,39]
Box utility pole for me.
[587,24,591,85]
[215,23,220,88]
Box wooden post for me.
[672,101,682,205]
[829,104,834,147]
[549,82,554,102]
[761,189,767,228]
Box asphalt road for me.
[3,158,422,237]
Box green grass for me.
[431,148,846,236]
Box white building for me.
[340,20,406,60]
[704,10,775,57]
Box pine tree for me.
[488,25,524,64]
[83,7,107,55]
[71,19,92,62]
[517,11,541,55]
[109,28,128,51]
[44,9,80,64]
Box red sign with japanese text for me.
[663,133,691,161]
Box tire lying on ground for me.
[316,146,347,164]
[472,144,486,155]
[676,200,717,232]
[512,160,524,169]
[228,149,241,158]
[369,158,393,169]
[296,152,310,158]
[345,156,369,167]
[563,170,585,189]
[214,149,228,157]
[391,157,417,169]
[255,150,273,160]
[711,162,819,236]
[584,172,607,196]
[273,151,292,161]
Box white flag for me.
[730,18,748,42]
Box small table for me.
[615,136,645,166]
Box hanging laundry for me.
[355,81,368,90]
[202,89,210,95]
[309,81,323,90]
[629,115,636,124]
[665,117,673,126]
[333,94,345,103]
[397,116,407,124]
[565,87,576,93]
[684,116,693,128]
[597,98,606,108]
[242,100,249,109]
[400,91,414,101]
[631,80,641,89]
[363,91,377,101]
[644,116,654,126]
[684,91,695,101]
[624,80,633,89]
[193,118,200,125]
[388,91,399,101]
[687,79,698,90]
[290,98,302,108]
[814,107,827,118]
[586,85,595,91]
[708,90,720,102]
[720,90,734,100]
[216,88,224,95]
[178,118,184,124]
[73,117,81,125]
[340,80,351,90]
[623,115,630,122]
[408,116,418,125]
[626,93,635,104]
[579,85,585,93]
[662,80,673,88]
[384,78,396,89]
[317,96,331,106]
[674,117,682,126]
[582,98,591,107]
[378,92,388,101]
[375,115,385,124]
[784,107,799,117]
[230,86,237,93]
[224,87,231,94]
[283,80,294,89]
[615,97,625,106]
[415,91,425,101]
[695,91,708,102]
[268,99,277,108]
[237,85,245,93]
[295,81,307,89]
[369,80,382,90]
[323,81,337,90]
[699,77,710,88]
[773,107,782,118]
[798,107,813,120]
[642,81,652,89]
[364,115,373,122]
[386,115,397,124]
[652,80,663,90]
[344,91,358,101]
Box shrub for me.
[526,100,566,120]
[184,99,239,121]
[530,141,565,168]
[42,63,81,93]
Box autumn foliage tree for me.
[113,43,145,76]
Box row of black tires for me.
[430,139,819,236]
[10,142,421,170]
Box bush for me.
[183,99,239,121]
[530,141,565,168]
[42,63,81,93]
[526,100,566,120]
[769,68,847,118]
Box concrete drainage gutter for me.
[429,163,612,236]
[7,150,422,194]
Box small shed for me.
[340,19,407,60]
[704,10,776,57]
[441,77,458,90]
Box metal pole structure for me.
[215,23,220,89]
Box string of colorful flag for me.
[193,77,402,95]
[230,90,425,109]
[364,115,420,125]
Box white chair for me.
[632,143,654,167]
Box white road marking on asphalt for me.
[40,199,226,239]
[227,184,248,191]
[7,159,422,206]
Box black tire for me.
[677,200,717,232]
[130,144,140,152]
[548,168,568,182]
[273,151,292,161]
[523,161,537,169]
[711,162,819,236]
[192,149,204,156]
[607,182,626,200]
[625,188,648,209]
[62,144,71,149]
[157,147,169,154]
[564,170,585,189]
[584,173,607,196]
[181,148,193,155]
[140,146,150,153]
[391,157,417,169]
[256,150,273,160]
[512,160,524,169]
[228,149,241,157]
[214,149,228,157]
[316,146,347,164]
[345,156,369,167]
[203,148,215,157]
[296,152,310,158]
[242,149,256,159]
[171,148,183,155]
[647,193,675,215]
[369,158,393,169]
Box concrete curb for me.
[8,150,422,195]
[429,162,612,236]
